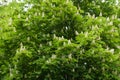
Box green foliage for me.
[0,0,120,80]
[72,0,119,17]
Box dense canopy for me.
[0,0,120,80]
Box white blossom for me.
[87,13,91,17]
[18,14,21,18]
[75,31,79,35]
[76,10,79,15]
[68,53,72,59]
[48,41,52,46]
[92,40,95,44]
[27,37,30,41]
[117,46,120,49]
[66,0,69,3]
[9,64,13,77]
[25,17,28,21]
[42,12,45,17]
[65,26,68,30]
[107,17,110,21]
[88,68,91,73]
[109,49,114,54]
[63,42,66,46]
[9,18,12,25]
[61,36,64,39]
[20,43,25,51]
[92,14,95,18]
[53,34,57,39]
[68,40,71,44]
[52,15,55,18]
[39,44,42,47]
[51,54,56,59]
[84,62,87,65]
[99,12,102,16]
[102,0,105,3]
[108,21,113,25]
[85,32,88,37]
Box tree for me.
[0,0,120,80]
